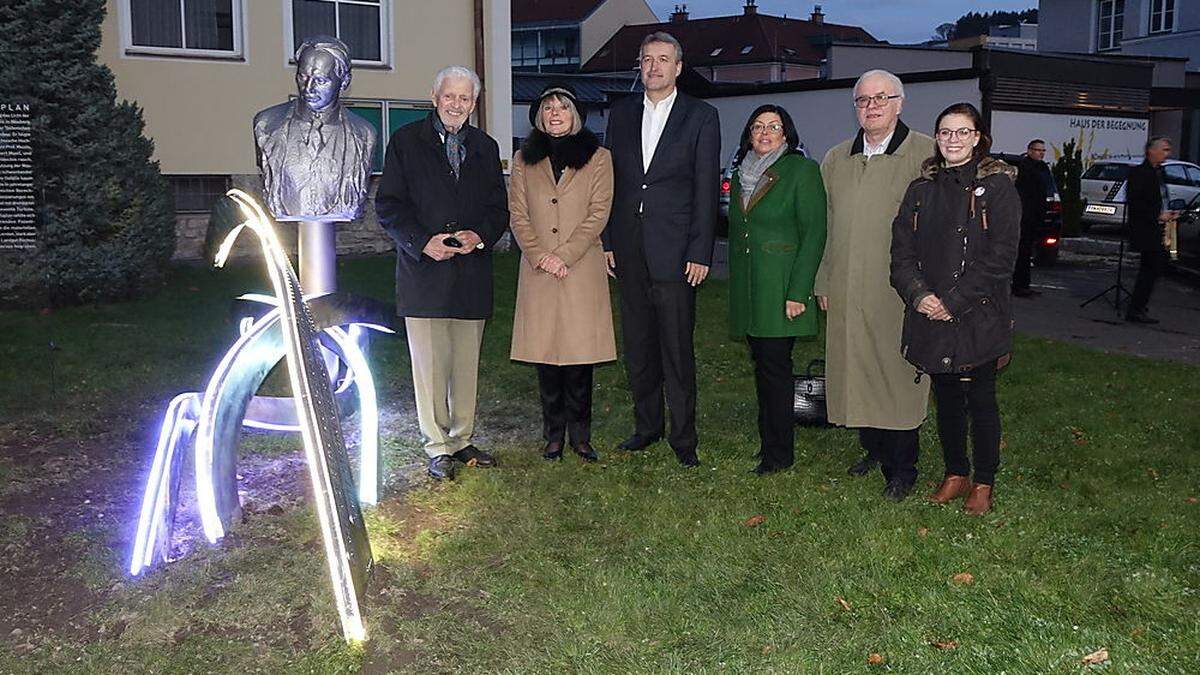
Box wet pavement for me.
[1015,250,1200,364]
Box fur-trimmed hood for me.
[920,155,1017,182]
[519,128,601,171]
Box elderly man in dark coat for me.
[375,65,509,480]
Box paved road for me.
[1015,251,1200,364]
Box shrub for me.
[0,0,174,306]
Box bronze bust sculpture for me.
[253,36,377,222]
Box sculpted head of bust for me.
[295,37,352,115]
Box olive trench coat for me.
[815,122,935,430]
[728,153,828,339]
[509,147,617,365]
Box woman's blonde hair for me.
[533,94,583,136]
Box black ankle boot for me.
[542,441,564,461]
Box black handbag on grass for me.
[793,358,829,427]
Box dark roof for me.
[513,0,606,25]
[581,10,877,73]
[512,72,642,104]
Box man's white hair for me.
[433,65,481,99]
[853,69,905,100]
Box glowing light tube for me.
[223,189,368,643]
[129,392,199,576]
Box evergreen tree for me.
[0,0,174,305]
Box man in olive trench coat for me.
[815,69,934,501]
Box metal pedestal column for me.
[299,220,340,296]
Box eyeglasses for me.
[853,93,902,108]
[936,127,978,141]
[751,122,784,135]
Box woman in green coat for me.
[728,104,828,475]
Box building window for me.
[1150,0,1175,34]
[290,0,388,64]
[1097,0,1124,51]
[124,0,242,57]
[168,175,230,213]
[511,27,580,72]
[344,100,431,173]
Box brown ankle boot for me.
[926,474,971,504]
[963,483,993,516]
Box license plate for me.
[1085,204,1117,215]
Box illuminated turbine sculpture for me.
[131,36,384,643]
[130,192,382,642]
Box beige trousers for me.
[404,317,486,458]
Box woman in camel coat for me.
[509,84,615,462]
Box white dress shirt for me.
[641,88,678,173]
[862,129,894,159]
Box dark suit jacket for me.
[1014,155,1050,233]
[603,91,721,282]
[375,113,509,319]
[1125,160,1165,253]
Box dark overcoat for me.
[1125,160,1166,253]
[375,113,509,319]
[890,157,1021,375]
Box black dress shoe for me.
[1125,311,1159,324]
[616,434,661,452]
[1012,287,1040,298]
[453,445,497,467]
[572,442,598,463]
[752,461,790,476]
[676,451,701,468]
[847,455,879,477]
[882,479,915,502]
[428,454,456,481]
[542,441,564,461]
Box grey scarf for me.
[739,146,787,209]
[432,114,467,179]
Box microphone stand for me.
[1080,191,1130,314]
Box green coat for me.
[815,122,934,430]
[728,153,827,339]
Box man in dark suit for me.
[1125,136,1174,324]
[375,65,509,480]
[1012,139,1051,297]
[602,32,721,468]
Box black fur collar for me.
[520,128,600,170]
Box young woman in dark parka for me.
[727,104,827,475]
[889,102,1019,515]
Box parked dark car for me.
[994,152,1062,266]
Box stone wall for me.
[172,174,397,262]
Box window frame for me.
[342,97,433,174]
[1096,0,1125,51]
[284,0,393,68]
[1149,0,1175,35]
[1163,163,1190,186]
[120,0,245,60]
[167,175,232,213]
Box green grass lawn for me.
[1,252,1198,673]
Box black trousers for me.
[930,360,1001,485]
[1012,229,1035,291]
[616,217,698,455]
[858,427,921,485]
[1129,249,1169,316]
[536,364,594,446]
[747,336,796,468]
